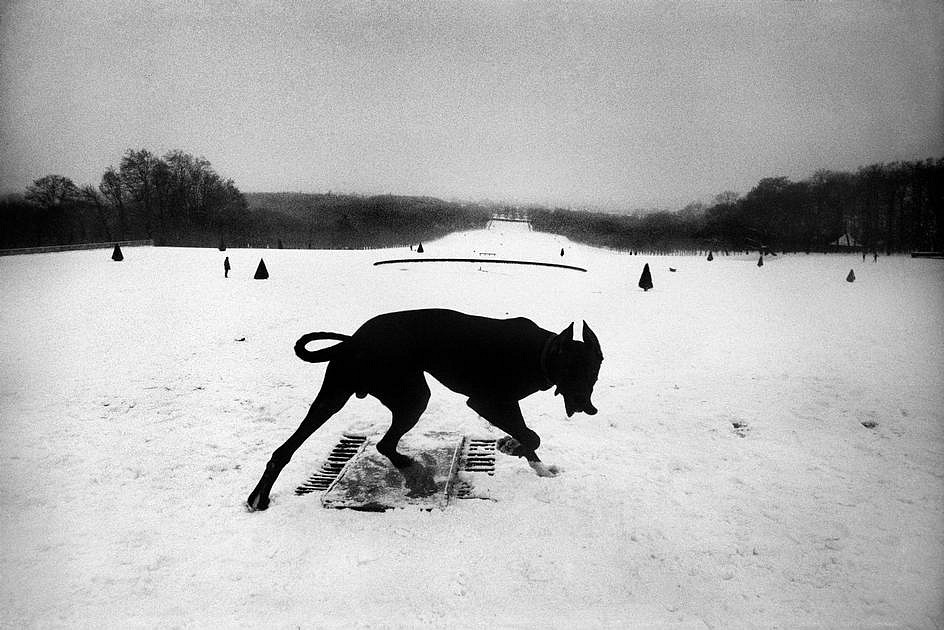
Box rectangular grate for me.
[462,438,497,474]
[454,437,498,500]
[323,435,463,511]
[295,433,501,506]
[294,433,367,495]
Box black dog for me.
[247,309,603,511]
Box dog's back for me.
[340,309,553,400]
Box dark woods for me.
[532,158,944,254]
[2,154,941,253]
[0,149,247,249]
[0,148,488,250]
[242,193,489,249]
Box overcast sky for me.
[1,1,942,209]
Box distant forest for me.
[0,149,247,250]
[241,193,489,249]
[1,152,941,253]
[0,148,488,250]
[533,158,944,254]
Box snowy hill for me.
[1,224,942,628]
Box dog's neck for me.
[538,333,557,389]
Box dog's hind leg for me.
[247,366,352,511]
[374,374,431,469]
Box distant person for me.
[224,256,231,278]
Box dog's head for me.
[546,322,603,417]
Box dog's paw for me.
[246,495,269,512]
[528,461,562,477]
[497,436,522,456]
[390,454,417,469]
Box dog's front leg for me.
[527,460,562,477]
[496,437,561,477]
[466,398,560,478]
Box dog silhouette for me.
[247,309,603,511]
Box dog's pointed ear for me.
[547,323,574,368]
[559,322,574,342]
[582,322,603,359]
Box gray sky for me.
[1,1,942,209]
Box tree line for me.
[3,153,941,253]
[241,193,490,249]
[0,149,248,249]
[532,157,943,254]
[0,150,489,250]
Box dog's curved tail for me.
[294,332,351,363]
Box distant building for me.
[487,210,532,230]
[831,233,860,249]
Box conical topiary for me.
[846,269,855,283]
[417,242,424,253]
[112,244,123,261]
[254,258,269,280]
[707,251,713,261]
[560,248,565,257]
[757,254,764,267]
[638,263,653,291]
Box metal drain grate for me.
[453,437,498,500]
[462,438,497,474]
[453,479,475,499]
[295,433,367,495]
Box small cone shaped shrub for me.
[707,251,713,261]
[560,248,565,257]
[254,258,269,280]
[638,263,653,291]
[846,269,855,283]
[112,244,123,261]
[218,236,226,252]
[417,242,424,253]
[757,254,764,267]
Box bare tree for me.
[25,174,78,208]
[119,149,158,238]
[79,184,113,241]
[100,167,128,239]
[25,175,79,244]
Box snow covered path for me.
[1,224,942,628]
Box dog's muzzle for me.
[563,395,598,417]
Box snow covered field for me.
[1,222,942,629]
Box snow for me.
[1,222,943,628]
